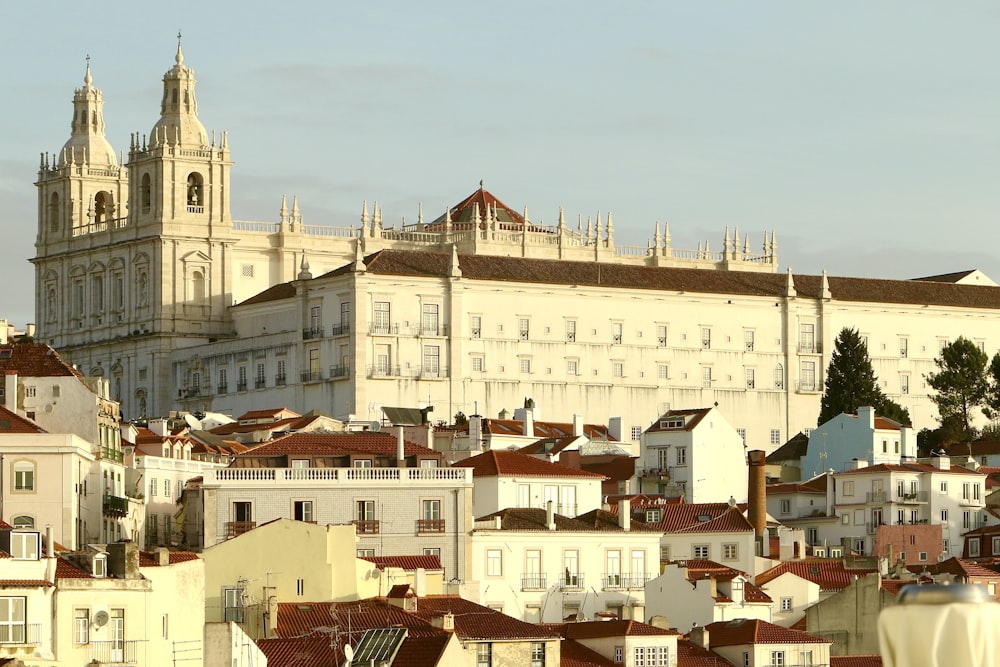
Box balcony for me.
[0,623,41,645]
[300,370,324,383]
[418,366,448,380]
[103,494,128,517]
[638,467,671,481]
[329,365,350,379]
[623,574,650,590]
[897,491,929,504]
[521,574,548,591]
[368,365,402,378]
[217,383,228,394]
[353,520,380,535]
[560,573,585,590]
[369,323,399,335]
[866,491,887,504]
[226,521,256,539]
[331,322,350,336]
[90,639,142,664]
[255,378,266,389]
[417,519,446,534]
[99,446,124,463]
[275,374,287,386]
[602,574,625,590]
[236,381,248,392]
[302,327,324,340]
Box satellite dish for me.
[184,413,201,429]
[344,645,355,661]
[94,610,109,627]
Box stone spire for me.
[60,56,118,168]
[352,237,366,272]
[280,195,288,224]
[820,270,832,300]
[297,252,312,280]
[361,200,369,227]
[448,244,462,278]
[150,33,209,148]
[785,267,796,297]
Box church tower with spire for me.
[33,41,237,419]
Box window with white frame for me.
[800,361,816,391]
[486,549,502,576]
[612,361,624,377]
[421,303,440,335]
[13,461,34,492]
[630,426,642,441]
[0,597,25,644]
[531,642,545,667]
[774,364,784,389]
[723,543,738,560]
[565,320,576,342]
[801,650,814,667]
[901,374,910,394]
[771,650,785,667]
[781,596,793,611]
[224,587,245,622]
[899,337,908,358]
[567,359,578,375]
[11,532,39,560]
[519,318,530,340]
[477,643,493,667]
[471,356,484,373]
[470,315,481,339]
[701,327,711,349]
[737,428,746,443]
[611,322,623,344]
[746,368,755,389]
[969,539,981,557]
[657,325,667,347]
[799,323,815,352]
[693,544,709,559]
[702,366,712,387]
[770,429,781,445]
[74,608,90,644]
[676,447,687,465]
[780,499,791,515]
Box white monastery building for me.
[32,42,1000,451]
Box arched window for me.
[48,192,60,232]
[136,390,148,418]
[94,191,111,224]
[774,364,785,391]
[172,88,178,104]
[186,173,204,211]
[11,516,33,529]
[192,270,205,303]
[13,461,35,492]
[141,174,151,213]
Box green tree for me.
[818,328,886,426]
[926,336,989,441]
[984,352,1000,420]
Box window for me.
[296,579,305,596]
[800,323,815,352]
[746,368,755,389]
[780,499,791,515]
[631,426,642,441]
[233,501,253,523]
[477,643,492,667]
[255,363,265,388]
[519,318,530,340]
[223,587,244,623]
[357,548,375,557]
[421,303,439,335]
[74,608,90,644]
[612,322,623,344]
[25,386,36,399]
[11,533,39,560]
[0,597,25,644]
[701,327,711,349]
[657,364,668,380]
[164,479,171,497]
[941,481,948,493]
[801,650,814,667]
[770,429,781,445]
[567,359,578,375]
[781,596,793,611]
[676,447,687,465]
[737,428,746,443]
[356,500,375,522]
[657,325,667,347]
[969,539,981,557]
[423,547,441,558]
[963,511,972,529]
[693,544,709,559]
[963,483,970,500]
[606,550,622,587]
[975,484,982,501]
[238,365,247,390]
[11,517,32,530]
[744,329,755,351]
[373,301,391,332]
[486,549,503,576]
[941,509,948,522]
[162,613,169,639]
[294,500,313,522]
[702,366,712,387]
[615,646,624,663]
[520,358,531,374]
[472,356,484,373]
[901,374,910,394]
[531,642,545,667]
[12,462,34,492]
[774,364,784,390]
[899,338,908,358]
[800,361,816,391]
[470,315,481,339]
[423,345,441,376]
[771,650,785,667]
[566,320,576,342]
[422,499,442,521]
[723,543,738,560]
[612,362,624,377]
[807,527,819,544]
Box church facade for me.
[33,45,1000,450]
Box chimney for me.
[546,500,556,530]
[414,568,426,597]
[45,525,52,557]
[690,626,710,650]
[148,419,169,437]
[468,414,484,451]
[158,547,170,566]
[858,405,875,428]
[266,593,279,637]
[431,611,455,632]
[825,470,835,515]
[933,454,950,470]
[523,408,534,437]
[107,541,140,580]
[3,371,17,411]
[608,417,623,442]
[619,498,631,532]
[397,425,406,468]
[0,320,7,345]
[573,414,584,437]
[747,450,767,555]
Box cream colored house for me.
[698,619,832,667]
[555,620,680,667]
[645,561,773,630]
[755,570,821,628]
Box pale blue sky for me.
[4,2,1000,327]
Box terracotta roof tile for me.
[561,639,618,667]
[767,482,825,495]
[483,418,613,441]
[257,638,338,667]
[236,282,297,307]
[559,620,679,639]
[677,638,733,667]
[830,656,884,667]
[0,406,46,434]
[756,559,877,591]
[477,507,660,532]
[645,408,713,433]
[137,550,200,567]
[837,462,985,476]
[766,432,810,463]
[0,579,53,588]
[236,408,301,421]
[362,555,443,571]
[0,344,82,379]
[705,619,830,646]
[55,558,92,579]
[452,449,604,479]
[409,596,558,641]
[234,431,438,459]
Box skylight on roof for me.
[697,514,711,522]
[352,627,407,666]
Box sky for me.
[4,2,1000,328]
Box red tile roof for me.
[425,185,527,228]
[277,600,438,639]
[906,557,1000,580]
[362,555,443,571]
[837,462,985,476]
[766,482,825,495]
[0,579,53,588]
[237,408,301,421]
[756,559,878,591]
[452,449,604,479]
[645,408,713,433]
[561,640,618,667]
[483,418,614,441]
[705,619,830,646]
[235,431,437,458]
[477,507,661,532]
[55,558,92,579]
[621,503,749,533]
[559,620,679,639]
[236,282,297,307]
[137,550,200,567]
[830,656,883,667]
[0,344,82,379]
[409,596,558,641]
[677,638,733,667]
[0,406,45,434]
[257,638,339,667]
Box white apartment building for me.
[470,503,662,623]
[799,406,916,479]
[646,561,773,630]
[638,406,748,503]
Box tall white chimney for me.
[397,425,406,467]
[619,498,631,532]
[523,408,534,437]
[546,500,556,530]
[573,414,584,437]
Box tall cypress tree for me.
[819,327,886,426]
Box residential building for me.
[638,407,748,503]
[802,572,898,656]
[697,618,832,667]
[451,448,605,518]
[645,560,772,631]
[550,620,680,667]
[800,407,916,480]
[197,431,473,581]
[754,569,821,628]
[470,504,662,623]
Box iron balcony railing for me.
[416,519,446,534]
[300,370,324,383]
[560,573,584,590]
[521,575,547,591]
[329,365,350,378]
[302,327,324,340]
[275,374,286,386]
[90,639,142,663]
[330,323,350,336]
[0,622,40,645]
[103,494,128,517]
[353,520,380,535]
